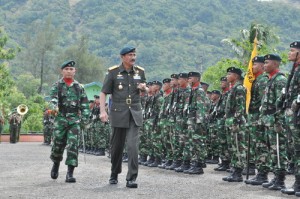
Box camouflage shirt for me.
[287,63,300,105]
[249,73,269,114]
[50,78,90,123]
[261,72,287,115]
[225,82,246,123]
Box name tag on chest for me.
[133,75,141,80]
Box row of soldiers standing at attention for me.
[137,40,300,197]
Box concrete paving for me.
[0,142,293,199]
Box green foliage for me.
[202,59,244,91]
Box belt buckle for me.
[126,98,131,104]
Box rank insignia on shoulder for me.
[108,65,119,71]
[135,65,144,71]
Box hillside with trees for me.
[0,0,299,131]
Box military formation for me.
[135,41,300,197]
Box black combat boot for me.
[94,148,101,156]
[214,160,230,171]
[262,176,276,188]
[143,155,154,166]
[138,155,147,165]
[282,175,300,195]
[166,160,182,170]
[242,163,256,175]
[287,163,295,175]
[187,162,204,175]
[65,165,76,183]
[250,172,269,185]
[205,154,213,163]
[268,171,286,190]
[51,162,60,179]
[148,157,161,167]
[158,160,172,169]
[175,160,190,172]
[109,173,118,184]
[227,168,243,182]
[206,156,219,164]
[99,148,105,156]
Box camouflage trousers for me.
[257,114,288,172]
[216,118,231,161]
[151,120,162,158]
[43,123,53,144]
[175,116,188,161]
[160,118,173,161]
[247,113,262,165]
[286,109,300,176]
[225,117,247,169]
[142,118,154,156]
[9,124,20,143]
[91,119,108,149]
[186,121,207,162]
[285,110,295,165]
[207,121,219,158]
[138,122,147,156]
[50,117,80,167]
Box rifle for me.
[281,52,299,110]
[166,88,176,115]
[185,86,194,116]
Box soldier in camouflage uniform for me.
[206,90,221,165]
[9,110,22,144]
[244,56,269,184]
[214,77,231,172]
[49,60,90,183]
[157,78,173,168]
[43,108,55,145]
[281,41,300,196]
[147,81,163,167]
[222,67,247,183]
[90,95,106,156]
[141,82,154,166]
[257,54,288,190]
[165,74,180,170]
[169,73,190,172]
[183,72,210,174]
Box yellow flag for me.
[243,37,258,114]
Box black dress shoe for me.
[126,180,138,188]
[109,173,118,184]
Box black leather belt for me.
[112,98,140,104]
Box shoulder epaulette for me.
[108,65,119,71]
[135,65,144,71]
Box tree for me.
[221,22,280,65]
[61,36,106,84]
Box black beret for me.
[188,72,201,78]
[146,82,153,86]
[227,67,243,76]
[211,90,221,95]
[220,76,227,81]
[200,82,209,87]
[264,54,282,61]
[94,95,100,99]
[61,60,75,69]
[120,45,135,55]
[252,56,265,63]
[163,78,171,84]
[290,41,300,49]
[170,74,179,79]
[178,73,188,78]
[89,100,94,103]
[206,91,212,94]
[152,80,162,87]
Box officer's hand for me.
[100,111,108,123]
[292,100,300,112]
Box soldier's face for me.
[188,76,198,85]
[163,83,171,91]
[178,78,187,87]
[252,62,264,75]
[170,78,178,87]
[220,81,228,89]
[61,67,76,79]
[288,48,300,62]
[226,72,236,83]
[264,60,278,74]
[121,52,136,67]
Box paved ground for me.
[0,142,294,199]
